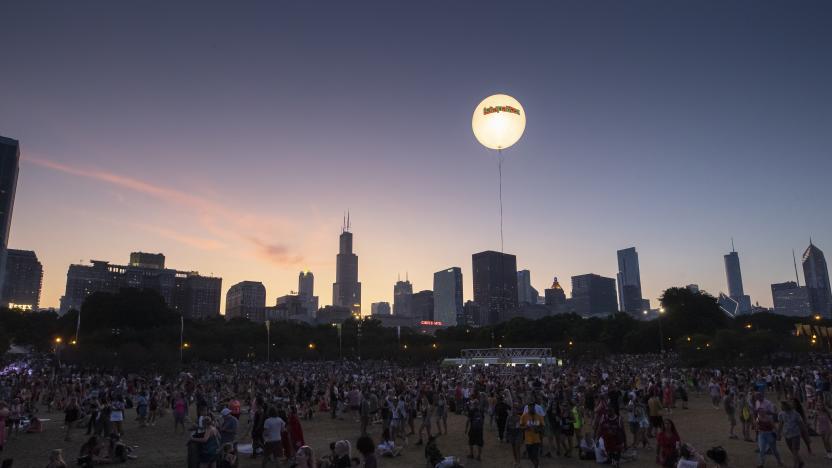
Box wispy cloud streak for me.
[26,157,303,265]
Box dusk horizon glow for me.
[2,1,831,313]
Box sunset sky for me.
[2,1,831,313]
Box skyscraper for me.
[472,250,518,325]
[0,137,20,297]
[724,245,752,314]
[544,276,567,313]
[412,290,434,322]
[297,271,319,319]
[616,247,645,315]
[225,281,266,322]
[371,302,391,316]
[299,271,314,297]
[803,241,832,317]
[516,270,539,305]
[2,249,42,310]
[433,267,462,326]
[59,252,221,318]
[332,214,361,316]
[393,277,413,317]
[771,281,812,317]
[570,274,617,317]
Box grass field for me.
[1,394,822,467]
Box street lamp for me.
[658,307,666,354]
[332,323,342,359]
[54,337,63,367]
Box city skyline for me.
[2,1,831,313]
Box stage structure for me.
[441,347,559,368]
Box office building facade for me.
[433,267,462,326]
[544,276,567,312]
[332,217,361,315]
[393,278,413,317]
[2,249,42,310]
[724,249,752,314]
[59,252,221,318]
[803,242,832,317]
[771,281,812,317]
[517,269,539,305]
[225,281,266,322]
[371,301,391,316]
[570,274,617,317]
[412,290,434,322]
[0,137,20,297]
[297,271,319,319]
[616,247,645,315]
[472,250,518,325]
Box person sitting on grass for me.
[376,429,402,458]
[78,436,106,467]
[293,445,315,468]
[218,443,238,468]
[425,435,444,467]
[579,433,596,460]
[46,448,68,468]
[105,432,138,464]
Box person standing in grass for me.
[778,400,811,468]
[465,394,485,461]
[723,391,737,439]
[521,401,545,468]
[64,396,80,442]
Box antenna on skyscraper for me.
[347,210,351,231]
[731,237,735,252]
[793,249,801,287]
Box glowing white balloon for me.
[472,94,526,150]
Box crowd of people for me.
[1,354,831,468]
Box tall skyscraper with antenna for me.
[332,213,361,316]
[802,240,832,317]
[723,239,751,315]
[393,274,413,317]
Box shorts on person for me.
[263,440,283,459]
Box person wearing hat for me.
[219,408,238,445]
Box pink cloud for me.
[25,156,304,266]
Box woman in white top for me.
[109,396,125,436]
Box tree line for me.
[0,287,817,371]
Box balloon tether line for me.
[498,148,504,253]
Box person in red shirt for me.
[598,407,624,467]
[287,406,305,451]
[655,418,680,467]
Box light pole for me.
[356,315,362,360]
[658,307,666,353]
[54,337,62,367]
[333,323,342,359]
[265,320,271,362]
